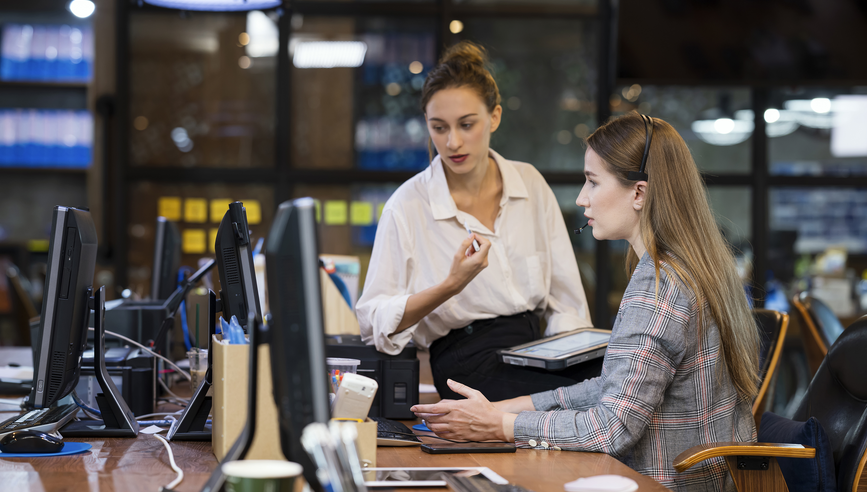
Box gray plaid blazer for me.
[513,252,756,491]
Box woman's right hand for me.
[444,233,491,295]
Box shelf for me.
[0,166,89,175]
[0,80,89,89]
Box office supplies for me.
[563,475,638,492]
[464,221,481,252]
[364,468,508,488]
[331,373,378,420]
[421,442,516,454]
[327,357,361,393]
[442,474,535,492]
[497,328,610,370]
[370,416,421,446]
[0,430,64,453]
[413,423,431,432]
[326,335,419,419]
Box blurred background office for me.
[1,0,866,418]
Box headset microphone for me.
[574,222,590,234]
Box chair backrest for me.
[794,315,867,492]
[752,309,789,426]
[792,292,846,375]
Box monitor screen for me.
[266,197,331,491]
[215,201,261,330]
[32,206,98,409]
[150,217,181,301]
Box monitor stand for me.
[168,290,220,441]
[200,313,263,492]
[62,286,140,437]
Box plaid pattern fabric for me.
[513,253,756,491]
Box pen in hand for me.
[464,221,481,253]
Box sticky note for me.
[243,200,262,224]
[324,200,347,225]
[209,228,218,253]
[184,198,208,223]
[210,199,233,223]
[314,200,321,223]
[350,201,374,226]
[377,203,385,222]
[158,196,182,221]
[182,229,207,254]
[27,239,49,253]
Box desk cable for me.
[387,430,511,444]
[154,433,184,491]
[88,327,192,382]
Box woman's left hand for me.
[411,379,517,442]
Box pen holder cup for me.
[326,358,360,394]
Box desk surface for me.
[0,416,668,492]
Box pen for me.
[463,221,481,252]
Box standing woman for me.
[356,41,596,401]
[412,112,760,491]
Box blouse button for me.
[553,446,562,451]
[541,441,549,449]
[528,439,537,447]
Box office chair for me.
[752,309,789,430]
[792,292,846,375]
[674,315,867,492]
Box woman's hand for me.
[443,234,491,295]
[411,379,517,442]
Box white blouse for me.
[356,150,593,355]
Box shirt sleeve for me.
[356,206,417,355]
[530,377,602,412]
[540,186,594,335]
[513,273,689,457]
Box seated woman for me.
[412,112,760,491]
[356,41,597,401]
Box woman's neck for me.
[628,230,647,260]
[444,152,498,197]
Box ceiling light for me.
[142,0,280,11]
[69,0,95,18]
[292,41,367,69]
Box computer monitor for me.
[150,217,181,301]
[215,201,261,330]
[32,206,98,409]
[266,198,331,490]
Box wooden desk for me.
[377,444,670,492]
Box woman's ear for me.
[489,105,503,133]
[633,181,647,211]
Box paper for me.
[0,366,33,379]
[244,200,262,224]
[184,198,208,223]
[350,201,374,226]
[324,200,348,225]
[140,425,166,435]
[182,229,207,254]
[210,198,233,223]
[158,197,182,221]
[419,383,438,394]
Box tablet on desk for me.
[364,467,508,487]
[498,327,610,370]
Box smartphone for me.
[421,442,516,454]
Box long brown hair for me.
[420,41,501,161]
[587,111,760,399]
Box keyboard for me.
[0,403,78,440]
[370,416,422,446]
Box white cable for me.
[154,433,184,490]
[89,327,192,381]
[136,411,183,420]
[158,378,189,404]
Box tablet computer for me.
[497,327,610,370]
[363,467,508,487]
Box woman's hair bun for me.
[439,41,489,70]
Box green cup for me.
[222,460,303,492]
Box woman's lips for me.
[450,154,469,163]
